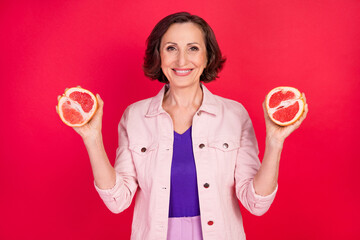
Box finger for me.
[294,94,308,123]
[77,85,82,88]
[57,95,61,101]
[262,100,271,120]
[292,120,302,131]
[91,94,104,120]
[96,94,104,108]
[55,105,59,114]
[96,93,102,101]
[302,102,309,117]
[296,103,308,125]
[302,103,309,119]
[302,92,307,104]
[72,126,83,136]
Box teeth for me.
[175,69,191,73]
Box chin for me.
[169,78,200,89]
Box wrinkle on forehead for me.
[160,22,206,48]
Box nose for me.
[176,49,187,67]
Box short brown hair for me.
[143,12,226,83]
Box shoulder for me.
[123,85,166,118]
[212,94,251,120]
[123,97,153,118]
[118,97,155,130]
[128,97,153,111]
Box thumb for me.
[262,99,270,119]
[96,94,104,111]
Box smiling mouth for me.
[172,68,193,76]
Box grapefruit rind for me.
[265,86,305,126]
[57,87,98,127]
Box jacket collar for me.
[145,83,219,117]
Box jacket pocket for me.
[208,138,241,188]
[208,138,240,169]
[129,142,158,156]
[208,139,240,152]
[129,142,158,189]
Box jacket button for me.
[223,143,229,149]
[199,143,205,149]
[207,221,214,226]
[203,183,210,188]
[141,147,147,152]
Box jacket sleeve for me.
[94,106,138,214]
[234,108,277,216]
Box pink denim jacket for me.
[95,84,277,240]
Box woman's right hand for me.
[56,90,104,142]
[73,93,104,141]
[57,91,115,190]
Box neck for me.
[163,82,203,109]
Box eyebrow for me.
[164,42,200,45]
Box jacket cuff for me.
[250,180,278,201]
[94,172,123,202]
[247,179,278,214]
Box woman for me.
[65,12,308,240]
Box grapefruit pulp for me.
[57,87,98,127]
[265,86,305,126]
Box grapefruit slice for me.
[57,87,98,127]
[265,86,305,126]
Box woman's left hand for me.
[263,93,309,146]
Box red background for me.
[1,0,359,239]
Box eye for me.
[189,46,199,51]
[166,46,176,52]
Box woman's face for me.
[160,22,207,88]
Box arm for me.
[235,95,308,216]
[83,133,116,190]
[253,94,308,196]
[56,93,116,189]
[81,96,138,213]
[72,94,116,190]
[57,93,137,213]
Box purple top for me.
[169,126,201,218]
